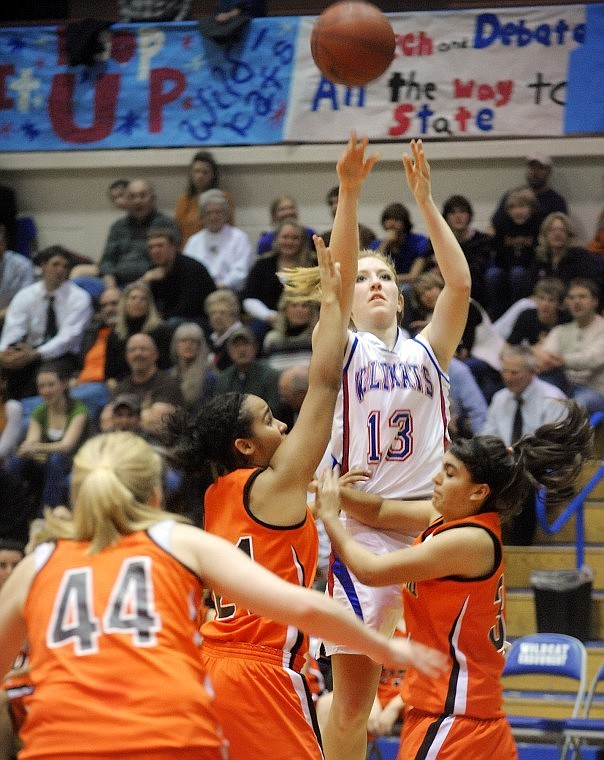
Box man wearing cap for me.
[0,246,93,399]
[490,152,568,231]
[213,326,281,411]
[110,393,152,438]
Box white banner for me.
[285,5,586,141]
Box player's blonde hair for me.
[283,250,401,325]
[45,432,186,554]
[283,250,396,297]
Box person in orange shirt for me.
[69,286,121,426]
[175,151,235,246]
[316,401,591,760]
[0,429,445,760]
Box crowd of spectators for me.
[0,148,603,559]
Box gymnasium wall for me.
[2,137,602,261]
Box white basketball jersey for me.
[328,328,450,501]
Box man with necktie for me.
[0,247,93,399]
[482,344,567,544]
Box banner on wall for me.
[0,4,602,152]
[0,17,300,150]
[286,5,597,141]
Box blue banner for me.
[0,18,298,150]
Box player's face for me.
[242,395,288,466]
[352,257,402,331]
[431,452,486,521]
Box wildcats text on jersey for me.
[355,360,435,403]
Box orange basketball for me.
[310,1,396,87]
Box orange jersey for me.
[202,468,318,667]
[201,468,322,760]
[20,524,226,759]
[402,512,507,720]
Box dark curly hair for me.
[449,401,592,524]
[164,392,254,478]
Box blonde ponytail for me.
[45,432,187,553]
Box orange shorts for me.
[399,707,517,759]
[201,642,323,760]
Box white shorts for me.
[323,516,414,656]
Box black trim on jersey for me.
[288,628,306,669]
[415,712,450,759]
[444,605,466,715]
[242,467,308,531]
[301,672,324,753]
[421,517,502,581]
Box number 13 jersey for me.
[329,329,450,506]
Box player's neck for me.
[368,322,399,350]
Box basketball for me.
[310,1,396,87]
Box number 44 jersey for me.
[21,528,224,759]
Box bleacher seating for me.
[502,633,588,755]
[563,659,604,759]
